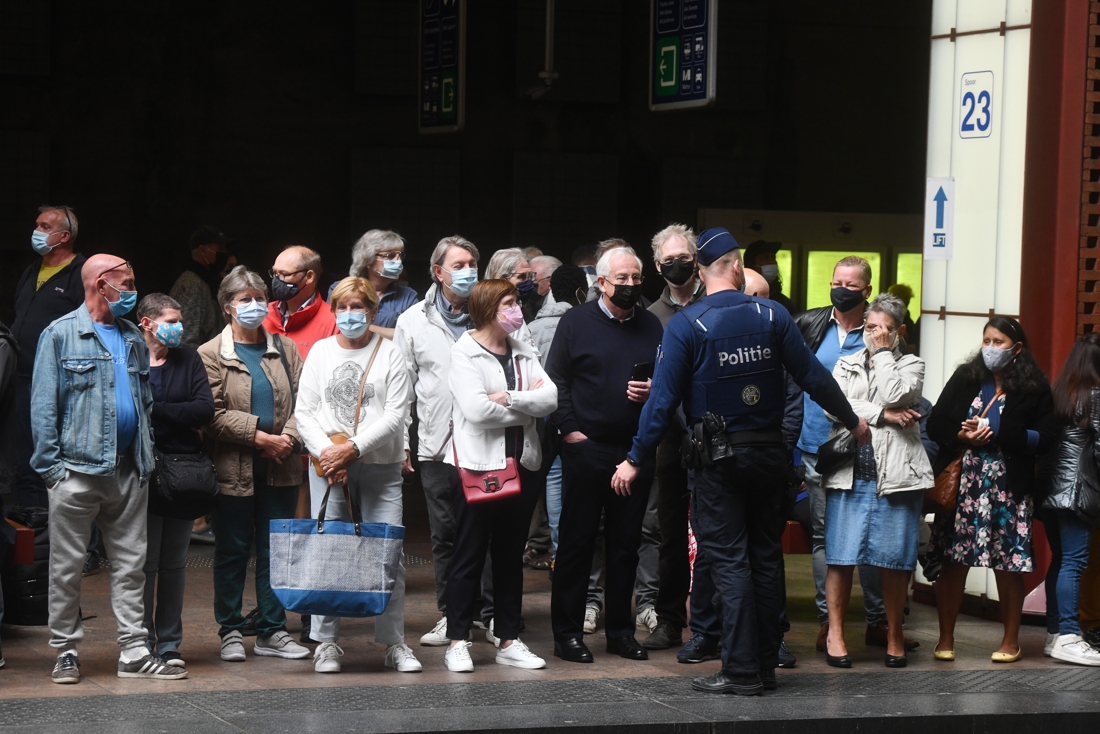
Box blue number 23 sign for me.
[960,71,993,139]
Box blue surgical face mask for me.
[103,281,137,317]
[153,321,183,348]
[234,300,268,329]
[380,258,403,279]
[445,267,478,298]
[336,311,369,339]
[32,230,58,256]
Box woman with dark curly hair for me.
[927,317,1057,663]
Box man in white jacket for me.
[393,235,496,645]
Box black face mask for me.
[211,251,230,274]
[830,286,866,314]
[271,276,302,302]
[659,260,695,287]
[608,283,641,310]
[516,277,537,301]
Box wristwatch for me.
[351,442,362,458]
[625,456,640,467]
[504,392,513,407]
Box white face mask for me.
[863,329,899,352]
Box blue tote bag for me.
[270,484,404,617]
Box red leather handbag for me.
[449,357,524,504]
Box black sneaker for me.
[777,640,796,668]
[760,668,777,691]
[117,653,188,679]
[677,633,720,664]
[51,652,80,684]
[1084,628,1100,648]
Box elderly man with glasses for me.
[12,206,87,507]
[546,246,664,664]
[263,245,337,361]
[31,256,187,684]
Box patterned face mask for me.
[153,321,183,348]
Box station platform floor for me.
[2,511,1099,733]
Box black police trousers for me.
[691,444,786,675]
[551,438,654,642]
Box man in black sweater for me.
[546,246,664,664]
[12,206,87,507]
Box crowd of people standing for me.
[0,205,1098,693]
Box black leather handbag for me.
[151,449,219,520]
[815,430,858,477]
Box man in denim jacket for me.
[31,254,186,684]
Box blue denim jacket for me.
[30,304,155,486]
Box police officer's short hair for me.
[429,235,480,283]
[865,293,907,330]
[651,224,697,260]
[596,247,643,278]
[834,255,872,287]
[698,248,742,276]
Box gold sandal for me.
[991,648,1022,663]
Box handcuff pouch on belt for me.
[681,412,787,469]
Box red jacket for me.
[263,293,338,360]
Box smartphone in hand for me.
[631,361,653,382]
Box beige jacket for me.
[823,348,933,495]
[198,325,303,496]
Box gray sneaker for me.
[255,630,311,659]
[221,630,246,662]
[51,652,80,684]
[118,653,188,679]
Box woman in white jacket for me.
[295,277,422,675]
[442,279,557,672]
[821,294,933,669]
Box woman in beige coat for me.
[198,266,309,664]
[821,293,933,669]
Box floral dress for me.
[929,389,1033,573]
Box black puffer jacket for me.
[1042,388,1100,511]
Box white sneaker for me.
[495,639,545,669]
[486,619,500,647]
[583,606,599,634]
[313,642,343,673]
[385,643,423,673]
[254,630,311,659]
[1044,632,1059,656]
[444,641,474,672]
[220,630,246,662]
[1051,635,1100,666]
[420,617,450,646]
[636,607,659,633]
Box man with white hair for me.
[546,246,664,664]
[394,235,495,645]
[638,223,706,652]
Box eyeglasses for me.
[375,251,402,261]
[269,268,306,280]
[659,256,693,266]
[607,274,644,285]
[506,272,535,282]
[864,324,896,335]
[98,261,133,279]
[58,205,74,234]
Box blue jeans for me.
[143,513,193,654]
[1045,509,1094,636]
[547,456,563,550]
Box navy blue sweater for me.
[546,299,664,444]
[149,347,215,454]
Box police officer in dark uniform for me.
[612,228,869,695]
